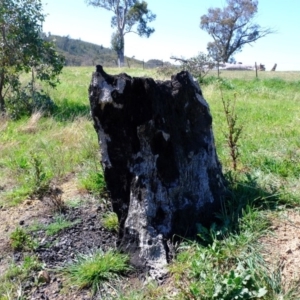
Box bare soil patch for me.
[260,209,300,291]
[0,179,120,299]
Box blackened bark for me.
[89,66,225,278]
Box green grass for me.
[202,76,300,204]
[29,214,79,236]
[9,227,37,251]
[0,255,43,299]
[101,212,119,232]
[44,214,79,235]
[78,168,106,195]
[1,67,300,298]
[61,249,130,294]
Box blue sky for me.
[41,0,300,71]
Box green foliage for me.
[124,1,156,37]
[212,264,267,299]
[111,31,124,53]
[169,165,290,299]
[102,212,119,232]
[171,221,272,299]
[6,86,56,119]
[10,227,37,251]
[28,152,51,198]
[62,249,130,294]
[0,0,64,113]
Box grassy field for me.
[1,67,300,299]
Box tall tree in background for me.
[200,0,273,63]
[0,0,64,114]
[85,0,156,67]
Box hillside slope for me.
[45,34,164,68]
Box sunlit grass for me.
[1,67,300,298]
[201,77,300,205]
[0,114,99,205]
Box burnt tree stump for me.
[89,66,225,278]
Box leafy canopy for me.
[200,0,273,62]
[0,0,64,113]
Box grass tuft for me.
[62,249,130,294]
[102,212,119,232]
[9,227,37,251]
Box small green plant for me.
[102,212,119,232]
[9,227,36,251]
[28,152,50,198]
[62,249,130,294]
[220,89,243,171]
[212,264,267,299]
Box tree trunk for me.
[117,48,125,68]
[88,66,225,279]
[0,72,6,113]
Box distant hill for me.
[44,34,166,68]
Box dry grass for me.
[19,110,43,134]
[0,114,9,132]
[50,116,88,146]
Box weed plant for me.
[219,87,243,171]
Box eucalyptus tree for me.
[85,0,156,67]
[200,0,273,62]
